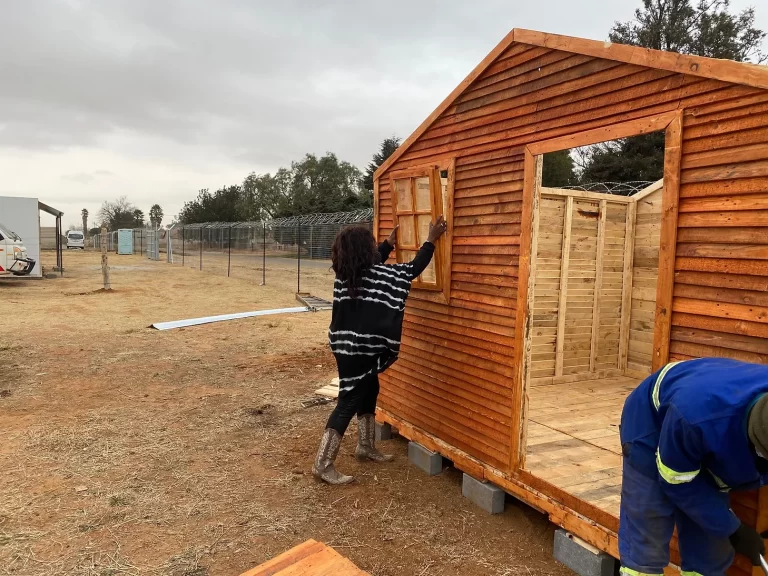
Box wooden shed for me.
[372,29,768,575]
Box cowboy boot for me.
[312,428,354,485]
[355,414,394,462]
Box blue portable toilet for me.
[117,229,133,255]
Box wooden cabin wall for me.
[375,44,768,556]
[627,187,663,375]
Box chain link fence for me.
[166,209,373,292]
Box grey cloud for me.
[62,170,115,183]
[0,0,510,169]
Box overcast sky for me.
[1,0,766,229]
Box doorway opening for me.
[523,130,667,517]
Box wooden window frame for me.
[387,159,455,303]
[508,111,683,524]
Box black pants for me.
[326,373,380,435]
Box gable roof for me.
[375,28,768,179]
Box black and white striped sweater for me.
[329,241,435,391]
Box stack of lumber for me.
[314,377,339,398]
[239,539,369,576]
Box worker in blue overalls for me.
[619,358,768,575]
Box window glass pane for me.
[420,260,437,284]
[398,215,416,247]
[414,177,431,211]
[417,215,432,245]
[401,250,417,265]
[394,179,413,213]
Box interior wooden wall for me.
[530,193,630,380]
[375,40,768,575]
[628,187,663,374]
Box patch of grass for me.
[109,494,130,507]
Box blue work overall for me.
[618,358,768,576]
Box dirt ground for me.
[0,250,571,576]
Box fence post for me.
[261,222,266,286]
[199,227,203,270]
[309,225,314,260]
[228,226,232,277]
[182,227,185,266]
[101,227,111,290]
[297,223,301,294]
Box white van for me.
[0,221,35,276]
[66,230,85,249]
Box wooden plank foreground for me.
[239,539,370,576]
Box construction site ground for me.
[0,250,571,576]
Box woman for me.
[312,216,447,484]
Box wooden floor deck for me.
[240,539,369,576]
[525,375,639,518]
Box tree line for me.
[177,141,400,224]
[80,199,165,235]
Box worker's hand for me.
[427,216,447,244]
[729,522,766,565]
[386,226,399,247]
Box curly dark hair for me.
[331,225,379,297]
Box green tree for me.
[577,134,666,185]
[610,0,766,62]
[179,186,242,224]
[279,153,368,217]
[542,150,577,187]
[239,169,292,221]
[98,197,138,230]
[132,209,145,227]
[362,137,401,193]
[149,204,164,228]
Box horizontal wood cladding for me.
[672,97,768,366]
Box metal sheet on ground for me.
[151,306,312,331]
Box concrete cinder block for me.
[553,530,615,576]
[375,422,393,442]
[461,473,505,514]
[407,441,442,476]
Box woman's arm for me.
[378,226,399,263]
[405,216,447,280]
[406,243,435,280]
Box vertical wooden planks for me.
[590,200,607,371]
[618,201,637,370]
[530,196,566,379]
[629,187,663,373]
[555,197,574,376]
[653,112,683,371]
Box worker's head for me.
[331,225,378,297]
[748,394,768,459]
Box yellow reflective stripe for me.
[656,450,700,484]
[652,361,683,409]
[680,572,704,576]
[620,568,662,576]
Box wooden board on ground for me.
[240,539,370,576]
[296,293,333,311]
[315,377,339,398]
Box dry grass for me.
[0,250,569,576]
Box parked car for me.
[66,230,85,249]
[0,221,35,276]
